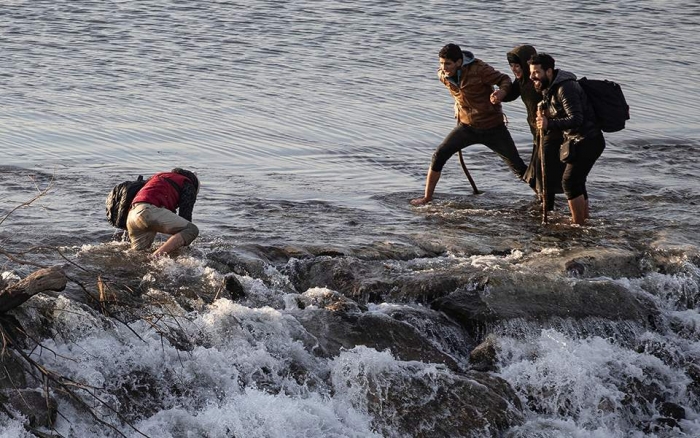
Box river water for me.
[1,1,699,437]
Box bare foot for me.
[410,197,431,206]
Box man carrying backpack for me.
[126,168,200,256]
[529,53,605,225]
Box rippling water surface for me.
[2,1,700,437]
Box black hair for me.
[171,168,199,191]
[439,43,463,63]
[528,53,555,71]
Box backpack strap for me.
[161,176,183,194]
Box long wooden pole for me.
[538,102,548,224]
[458,150,482,195]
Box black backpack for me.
[105,176,147,229]
[578,77,630,132]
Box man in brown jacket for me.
[411,43,527,206]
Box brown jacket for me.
[439,54,512,129]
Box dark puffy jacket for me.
[502,44,541,136]
[543,69,599,141]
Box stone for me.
[336,365,523,438]
[223,274,246,300]
[659,401,686,420]
[2,389,57,428]
[469,335,499,372]
[432,273,659,338]
[294,308,460,370]
[0,352,26,389]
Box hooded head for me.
[507,45,537,82]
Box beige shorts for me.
[126,203,192,250]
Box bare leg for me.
[153,233,186,257]
[411,169,441,206]
[568,195,587,225]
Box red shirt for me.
[132,172,191,212]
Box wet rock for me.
[432,274,659,337]
[686,363,700,388]
[598,397,617,414]
[522,248,645,279]
[110,370,162,422]
[207,250,268,278]
[350,241,440,261]
[376,305,474,362]
[469,335,498,372]
[223,274,246,300]
[288,255,475,305]
[1,388,57,428]
[237,244,315,264]
[658,401,685,420]
[294,308,460,370]
[643,417,681,433]
[0,351,26,389]
[297,288,363,314]
[287,257,368,299]
[341,364,523,438]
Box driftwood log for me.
[0,266,67,313]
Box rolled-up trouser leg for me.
[178,222,199,245]
[562,133,605,200]
[430,125,477,172]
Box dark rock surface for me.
[294,307,461,370]
[1,388,57,428]
[351,365,523,438]
[432,273,659,338]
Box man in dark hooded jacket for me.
[529,53,605,225]
[126,168,200,256]
[494,44,565,211]
[411,43,527,206]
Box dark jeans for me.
[430,123,527,178]
[562,132,605,200]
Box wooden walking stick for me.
[538,102,548,224]
[458,150,483,195]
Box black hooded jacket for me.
[543,69,600,141]
[503,45,541,136]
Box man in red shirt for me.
[126,168,200,257]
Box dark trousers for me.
[562,133,605,200]
[524,129,566,209]
[430,123,527,178]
